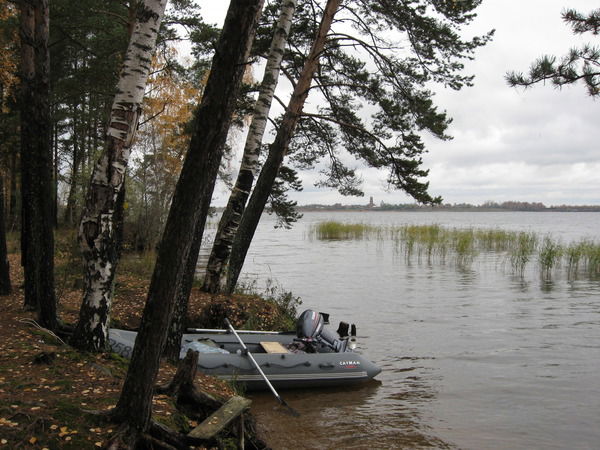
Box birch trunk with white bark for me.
[202,0,298,294]
[225,0,343,294]
[71,0,168,352]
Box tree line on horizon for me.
[296,200,600,212]
[0,0,597,447]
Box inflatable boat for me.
[109,310,381,391]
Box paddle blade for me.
[279,398,300,417]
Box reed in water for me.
[311,221,600,278]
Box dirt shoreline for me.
[0,254,279,449]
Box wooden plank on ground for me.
[188,395,251,440]
[260,341,289,353]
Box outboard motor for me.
[296,309,349,352]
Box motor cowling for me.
[296,309,324,339]
[296,309,348,352]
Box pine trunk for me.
[9,150,18,231]
[164,211,206,361]
[70,0,168,352]
[0,176,11,295]
[112,0,264,432]
[63,103,81,225]
[19,0,35,309]
[202,0,298,294]
[19,0,58,329]
[225,0,342,294]
[51,104,59,227]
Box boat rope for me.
[19,318,67,346]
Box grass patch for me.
[118,251,156,279]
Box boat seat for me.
[260,341,289,354]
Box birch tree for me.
[107,1,264,446]
[202,0,298,294]
[70,0,168,352]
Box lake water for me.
[200,211,600,449]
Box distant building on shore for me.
[367,196,375,208]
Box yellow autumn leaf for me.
[28,437,37,444]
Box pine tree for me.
[19,0,58,329]
[223,0,493,293]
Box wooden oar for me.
[224,318,299,417]
[187,327,289,335]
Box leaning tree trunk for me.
[202,0,298,294]
[108,1,264,444]
[0,176,11,295]
[165,0,297,358]
[19,0,58,329]
[70,0,168,352]
[225,0,342,294]
[164,210,207,361]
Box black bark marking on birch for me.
[132,42,152,52]
[137,6,159,23]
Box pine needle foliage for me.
[507,7,600,97]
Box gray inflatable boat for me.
[109,310,381,391]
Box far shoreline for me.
[214,203,600,213]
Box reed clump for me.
[312,221,374,240]
[474,228,516,252]
[453,229,477,265]
[538,236,563,278]
[509,232,538,275]
[579,241,600,275]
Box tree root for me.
[155,349,223,419]
[103,421,190,450]
[103,423,140,450]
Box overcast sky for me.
[196,0,599,207]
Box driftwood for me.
[188,395,251,440]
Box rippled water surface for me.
[201,211,600,449]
